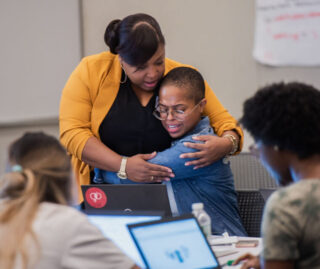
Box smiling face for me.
[120,45,165,92]
[158,84,206,139]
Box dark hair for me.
[160,67,205,103]
[7,131,72,204]
[104,13,165,66]
[240,82,320,159]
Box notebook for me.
[87,213,162,268]
[127,214,222,269]
[81,184,172,216]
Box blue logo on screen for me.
[166,246,189,263]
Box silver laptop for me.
[127,214,221,269]
[87,212,163,268]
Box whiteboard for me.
[253,0,320,66]
[0,0,81,124]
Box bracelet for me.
[222,134,238,155]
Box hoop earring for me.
[120,67,127,84]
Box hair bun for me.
[104,19,121,54]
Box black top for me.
[99,76,172,157]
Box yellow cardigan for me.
[59,51,243,198]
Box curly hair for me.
[240,82,320,159]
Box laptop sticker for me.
[85,187,107,208]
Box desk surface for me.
[215,237,262,268]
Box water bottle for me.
[192,202,211,238]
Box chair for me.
[236,190,265,237]
[229,153,278,190]
[229,153,277,237]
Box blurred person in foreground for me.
[0,132,139,269]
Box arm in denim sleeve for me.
[94,138,200,182]
[93,167,121,184]
[148,139,199,179]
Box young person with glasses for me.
[94,67,247,236]
[59,13,242,201]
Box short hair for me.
[160,67,205,103]
[240,82,320,159]
[104,13,165,66]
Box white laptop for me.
[127,214,222,269]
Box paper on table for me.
[208,236,239,246]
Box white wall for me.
[0,0,81,124]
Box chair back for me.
[230,153,277,190]
[236,190,265,237]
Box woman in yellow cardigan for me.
[59,13,243,197]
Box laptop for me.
[127,214,222,269]
[81,184,172,216]
[87,212,162,268]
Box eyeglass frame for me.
[152,98,205,121]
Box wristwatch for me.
[117,157,128,179]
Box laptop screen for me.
[87,214,162,268]
[128,216,220,269]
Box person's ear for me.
[199,98,207,112]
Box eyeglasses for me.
[153,101,202,121]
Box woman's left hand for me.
[180,135,233,169]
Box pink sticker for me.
[85,187,107,208]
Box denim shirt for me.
[94,117,247,236]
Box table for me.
[212,237,262,268]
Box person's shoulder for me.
[165,57,193,73]
[36,202,88,226]
[176,118,213,143]
[80,51,119,72]
[266,180,320,211]
[83,51,116,62]
[280,179,320,198]
[196,117,214,135]
[266,185,293,207]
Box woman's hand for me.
[126,152,174,183]
[180,135,233,169]
[232,253,260,269]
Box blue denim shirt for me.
[94,117,247,236]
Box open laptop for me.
[81,184,172,216]
[127,214,222,269]
[87,212,162,268]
